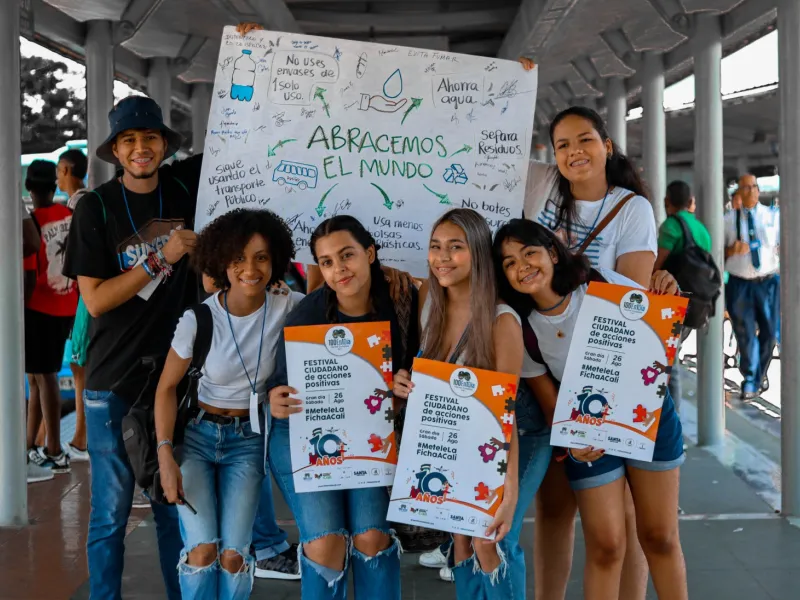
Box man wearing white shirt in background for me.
[724,174,780,400]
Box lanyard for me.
[569,186,611,252]
[223,291,268,433]
[120,183,163,253]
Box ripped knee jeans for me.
[177,412,265,600]
[269,418,401,600]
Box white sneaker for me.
[419,546,448,569]
[27,462,54,484]
[63,442,89,462]
[132,486,151,509]
[439,565,454,582]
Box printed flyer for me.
[550,283,689,462]
[387,358,517,539]
[285,321,397,492]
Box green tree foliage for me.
[21,55,86,154]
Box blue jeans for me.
[453,381,553,599]
[269,418,401,600]
[252,411,290,561]
[84,390,182,600]
[726,274,780,392]
[177,410,265,600]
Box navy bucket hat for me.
[96,96,183,165]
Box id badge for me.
[249,391,261,434]
[749,239,762,251]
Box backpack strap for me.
[577,192,635,255]
[173,177,190,197]
[588,268,608,283]
[180,303,214,413]
[90,189,107,224]
[735,209,743,242]
[671,214,697,249]
[520,316,545,365]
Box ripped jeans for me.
[269,418,401,600]
[177,410,265,600]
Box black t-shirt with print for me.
[63,155,203,395]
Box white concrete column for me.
[191,83,212,154]
[606,77,628,154]
[778,0,800,516]
[534,142,547,163]
[0,1,27,527]
[642,52,667,224]
[148,57,173,127]
[693,13,726,447]
[85,20,115,188]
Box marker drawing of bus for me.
[272,161,318,190]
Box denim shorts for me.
[268,418,393,542]
[564,390,685,490]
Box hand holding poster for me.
[387,358,517,539]
[550,283,689,462]
[196,27,538,276]
[285,322,396,492]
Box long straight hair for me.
[549,106,649,236]
[421,209,497,371]
[309,215,389,323]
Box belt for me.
[729,273,777,284]
[193,408,250,425]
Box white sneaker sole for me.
[27,473,54,484]
[419,559,446,569]
[254,568,301,581]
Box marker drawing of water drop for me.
[383,69,403,99]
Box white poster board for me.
[196,28,538,276]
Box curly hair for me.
[192,208,295,290]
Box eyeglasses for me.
[739,184,759,192]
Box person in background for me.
[724,174,780,400]
[56,148,90,461]
[24,160,79,474]
[654,181,712,411]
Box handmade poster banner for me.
[196,27,538,276]
[550,283,690,462]
[285,321,397,492]
[387,358,517,539]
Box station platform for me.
[2,361,798,600]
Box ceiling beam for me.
[291,7,515,30]
[722,0,777,38]
[449,39,503,56]
[499,0,579,59]
[114,0,168,44]
[571,55,603,93]
[246,0,301,33]
[645,0,693,36]
[374,36,450,51]
[600,28,642,72]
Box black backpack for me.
[519,269,608,381]
[121,303,213,503]
[662,215,722,330]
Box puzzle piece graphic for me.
[381,345,392,361]
[641,366,659,386]
[504,397,516,413]
[367,335,381,348]
[492,385,505,397]
[502,413,515,425]
[666,346,677,361]
[507,382,517,395]
[671,321,684,336]
[364,394,384,415]
[661,308,675,320]
[380,361,392,373]
[676,306,687,318]
[383,329,391,341]
[474,482,491,501]
[502,421,513,437]
[497,459,508,476]
[478,443,499,463]
[368,433,384,452]
[633,404,648,423]
[656,383,668,399]
[666,336,680,349]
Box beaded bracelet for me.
[142,256,156,280]
[157,439,174,453]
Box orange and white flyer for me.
[550,283,689,462]
[387,357,518,539]
[285,322,397,493]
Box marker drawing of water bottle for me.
[231,49,256,102]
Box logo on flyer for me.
[619,290,649,321]
[324,326,354,356]
[411,464,451,504]
[308,427,346,466]
[449,367,478,397]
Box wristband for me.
[157,439,174,453]
[142,256,156,280]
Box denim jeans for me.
[84,390,182,600]
[269,418,401,600]
[177,410,265,600]
[453,380,552,599]
[252,411,290,561]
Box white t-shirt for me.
[171,290,304,410]
[535,186,657,270]
[420,298,520,366]
[723,203,780,279]
[521,268,641,381]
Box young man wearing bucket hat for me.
[63,94,201,600]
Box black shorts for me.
[25,309,73,374]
